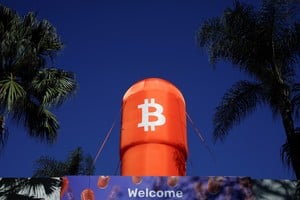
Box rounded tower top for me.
[123,78,185,105]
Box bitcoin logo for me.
[137,98,166,131]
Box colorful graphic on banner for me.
[61,176,298,200]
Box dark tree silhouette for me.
[197,0,300,179]
[33,147,95,177]
[0,177,61,199]
[0,4,77,150]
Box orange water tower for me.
[120,78,188,176]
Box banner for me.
[0,176,297,199]
[62,176,298,200]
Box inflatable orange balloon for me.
[167,176,179,187]
[81,189,95,200]
[97,176,110,189]
[120,78,188,176]
[60,176,69,200]
[132,176,143,184]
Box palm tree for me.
[0,177,61,199]
[33,147,95,177]
[196,0,300,179]
[0,5,77,149]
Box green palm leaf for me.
[0,177,60,200]
[280,128,300,169]
[197,0,299,83]
[0,5,78,147]
[25,106,59,143]
[33,147,95,177]
[197,0,300,178]
[213,81,265,141]
[31,68,77,107]
[0,73,25,112]
[12,98,59,143]
[18,178,60,197]
[33,156,67,177]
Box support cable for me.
[186,112,216,164]
[92,108,121,167]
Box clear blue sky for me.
[0,0,294,179]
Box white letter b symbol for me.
[137,98,166,131]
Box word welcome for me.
[128,188,183,198]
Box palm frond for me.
[259,0,300,84]
[65,147,95,175]
[0,115,8,151]
[197,1,276,82]
[0,5,20,71]
[292,83,300,121]
[19,178,60,196]
[82,155,95,175]
[0,5,78,149]
[260,0,298,30]
[26,107,59,143]
[66,147,83,175]
[280,128,300,169]
[0,73,26,112]
[33,156,67,177]
[197,0,300,179]
[296,180,300,199]
[273,22,300,84]
[0,5,17,34]
[0,178,25,196]
[0,177,60,200]
[31,68,77,107]
[12,98,59,144]
[0,4,63,80]
[197,0,300,84]
[213,81,265,141]
[33,147,95,177]
[9,11,63,74]
[25,13,62,55]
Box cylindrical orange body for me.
[120,78,188,176]
[81,189,95,200]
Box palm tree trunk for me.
[0,115,4,133]
[0,115,8,148]
[280,95,300,179]
[270,37,300,179]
